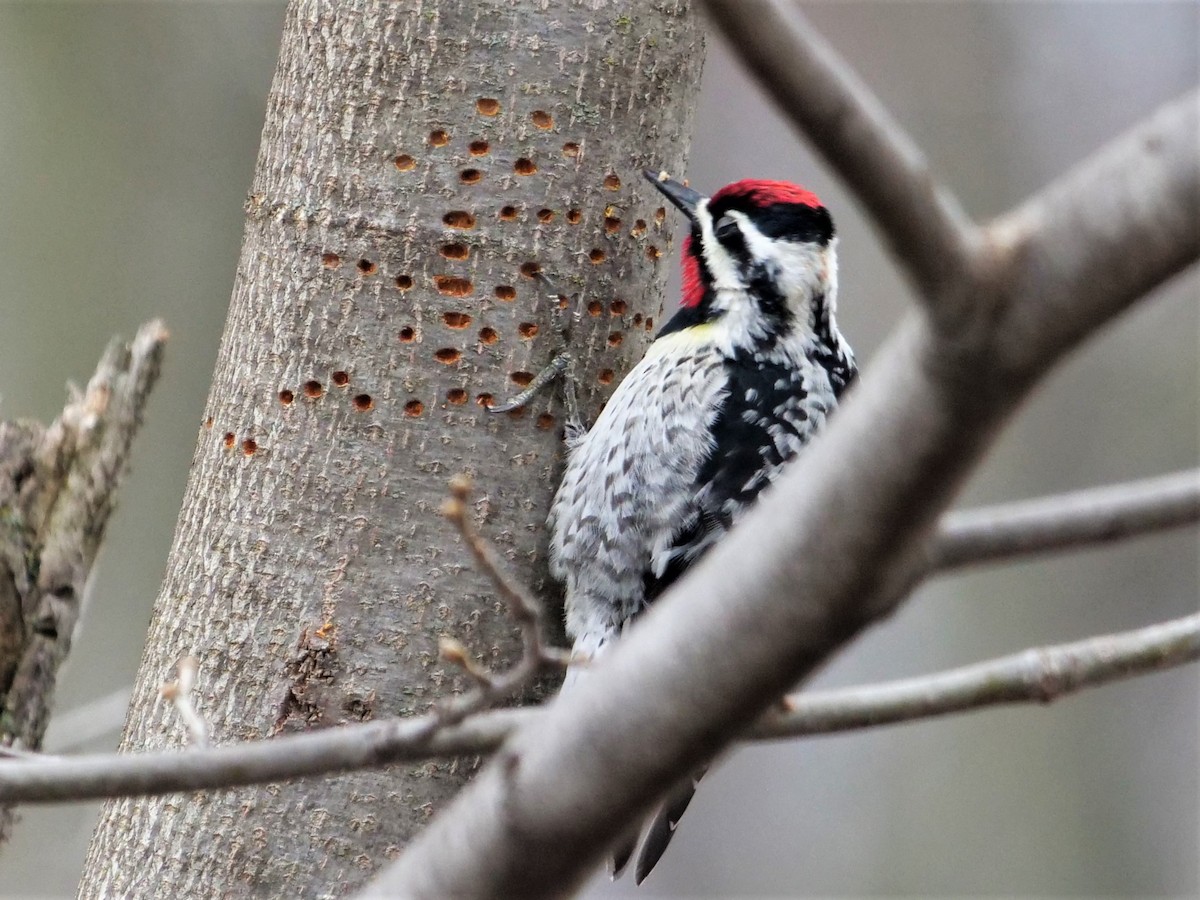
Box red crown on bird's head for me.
[710,179,823,210]
[678,179,824,308]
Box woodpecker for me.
[545,171,856,883]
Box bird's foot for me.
[488,272,585,439]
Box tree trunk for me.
[79,0,702,896]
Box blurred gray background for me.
[1,3,1196,897]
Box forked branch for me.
[431,475,570,729]
[366,9,1199,897]
[702,0,978,305]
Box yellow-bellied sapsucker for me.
[543,171,857,883]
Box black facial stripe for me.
[708,198,834,245]
[753,202,834,244]
[746,261,792,336]
[713,217,750,264]
[706,208,793,335]
[655,224,721,337]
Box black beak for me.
[643,169,703,222]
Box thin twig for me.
[1,610,1195,805]
[160,656,208,747]
[701,0,978,305]
[3,469,1190,806]
[932,469,1200,572]
[0,707,524,805]
[432,476,569,728]
[752,611,1200,738]
[30,467,1194,758]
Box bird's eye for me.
[714,215,739,241]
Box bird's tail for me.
[608,767,708,883]
[560,625,704,883]
[608,826,640,881]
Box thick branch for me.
[701,0,978,303]
[989,90,1200,376]
[1,610,1196,805]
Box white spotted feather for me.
[549,329,728,670]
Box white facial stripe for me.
[692,198,840,350]
[739,220,830,320]
[823,239,839,317]
[695,198,743,291]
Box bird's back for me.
[550,324,849,656]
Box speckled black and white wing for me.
[645,340,853,601]
[548,330,728,670]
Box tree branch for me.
[989,90,1200,376]
[4,466,1191,802]
[1,610,1195,806]
[0,320,166,843]
[701,0,979,305]
[432,475,570,729]
[752,611,1200,738]
[932,469,1200,572]
[0,705,522,805]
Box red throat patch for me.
[710,179,822,209]
[680,234,704,308]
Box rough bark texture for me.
[80,1,701,897]
[0,322,166,845]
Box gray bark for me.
[0,323,165,845]
[79,0,702,897]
